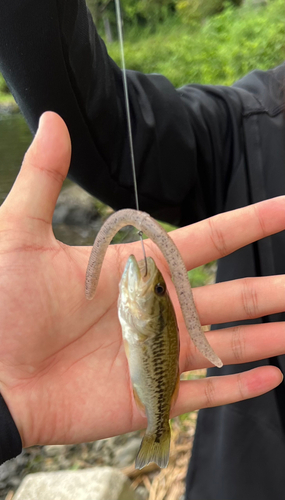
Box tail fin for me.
[135,425,171,470]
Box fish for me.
[118,254,180,469]
[86,209,222,369]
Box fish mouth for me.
[121,255,157,293]
[126,255,141,284]
[119,255,140,296]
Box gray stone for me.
[44,445,68,457]
[0,464,10,482]
[114,438,142,467]
[7,476,21,488]
[13,467,139,500]
[135,486,149,500]
[0,457,18,481]
[91,439,116,465]
[53,185,99,226]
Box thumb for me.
[2,111,71,227]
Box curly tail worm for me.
[85,209,223,368]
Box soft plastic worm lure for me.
[85,208,223,368]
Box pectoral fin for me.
[123,339,130,361]
[133,386,146,416]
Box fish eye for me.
[155,283,165,296]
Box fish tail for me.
[135,424,171,470]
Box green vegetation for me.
[87,0,176,29]
[0,73,11,104]
[0,0,284,104]
[107,0,285,88]
[188,263,216,287]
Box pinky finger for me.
[172,366,283,417]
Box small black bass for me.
[118,255,180,469]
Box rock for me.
[90,432,142,467]
[0,464,10,482]
[0,457,19,484]
[13,467,140,500]
[114,438,142,467]
[51,183,114,246]
[135,486,149,500]
[7,476,21,489]
[44,445,68,457]
[91,439,116,465]
[53,184,100,226]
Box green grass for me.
[0,74,13,105]
[188,265,213,288]
[107,0,285,87]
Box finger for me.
[180,322,285,371]
[2,112,71,227]
[173,366,283,416]
[170,197,285,269]
[214,322,285,367]
[194,275,285,326]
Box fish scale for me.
[118,255,180,469]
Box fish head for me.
[120,254,167,304]
[118,255,170,341]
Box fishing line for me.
[114,0,148,276]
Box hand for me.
[0,112,284,450]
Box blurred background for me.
[0,0,284,246]
[0,1,284,499]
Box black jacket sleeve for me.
[0,0,242,227]
[0,396,22,463]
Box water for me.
[0,113,32,205]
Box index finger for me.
[171,196,285,269]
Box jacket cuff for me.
[0,394,22,464]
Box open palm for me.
[0,112,284,450]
